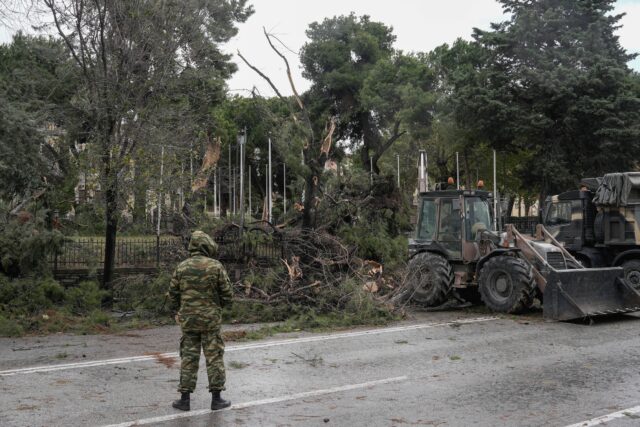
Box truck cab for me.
[542,173,640,289]
[543,190,597,253]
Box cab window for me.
[417,199,436,240]
[465,197,491,240]
[546,201,572,226]
[438,198,461,241]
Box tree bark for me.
[102,162,118,288]
[302,152,325,229]
[133,162,147,225]
[524,198,532,217]
[360,112,375,172]
[371,121,405,175]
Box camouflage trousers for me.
[178,328,226,393]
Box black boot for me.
[172,392,190,411]
[210,390,231,410]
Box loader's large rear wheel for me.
[478,255,534,314]
[404,252,453,306]
[622,259,640,292]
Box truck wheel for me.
[622,260,640,292]
[403,252,453,306]
[478,256,534,314]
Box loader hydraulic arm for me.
[505,224,548,292]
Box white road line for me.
[0,316,497,377]
[565,405,640,427]
[101,375,408,427]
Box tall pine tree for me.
[459,0,640,198]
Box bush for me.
[0,274,105,317]
[0,275,65,316]
[112,272,172,316]
[0,219,65,276]
[64,281,106,315]
[67,204,105,235]
[0,314,24,337]
[84,310,111,328]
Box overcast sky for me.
[1,0,639,97]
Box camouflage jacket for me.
[168,231,232,330]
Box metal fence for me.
[213,230,284,265]
[502,216,539,235]
[51,232,284,273]
[50,237,185,271]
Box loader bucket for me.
[542,267,640,321]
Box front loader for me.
[404,189,640,321]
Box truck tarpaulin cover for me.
[592,172,640,206]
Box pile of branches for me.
[236,228,405,312]
[314,173,403,234]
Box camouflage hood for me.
[188,231,218,258]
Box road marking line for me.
[565,405,640,427]
[0,316,497,376]
[101,375,408,427]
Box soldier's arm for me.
[218,268,233,308]
[168,269,181,314]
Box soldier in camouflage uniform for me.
[168,230,233,411]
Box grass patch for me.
[0,307,172,337]
[222,300,297,324]
[242,308,398,341]
[0,315,24,337]
[0,265,399,338]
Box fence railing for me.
[502,216,539,235]
[51,232,285,273]
[213,230,284,265]
[50,237,186,271]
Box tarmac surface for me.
[2,310,640,426]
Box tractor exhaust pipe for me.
[419,150,428,192]
[493,150,498,231]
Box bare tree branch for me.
[263,27,304,110]
[43,0,84,73]
[236,50,286,101]
[375,121,406,159]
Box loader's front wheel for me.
[478,255,534,314]
[622,259,640,292]
[403,252,453,306]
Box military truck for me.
[403,187,640,321]
[542,172,640,291]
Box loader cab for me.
[542,190,596,251]
[411,190,493,262]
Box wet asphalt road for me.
[2,311,640,427]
